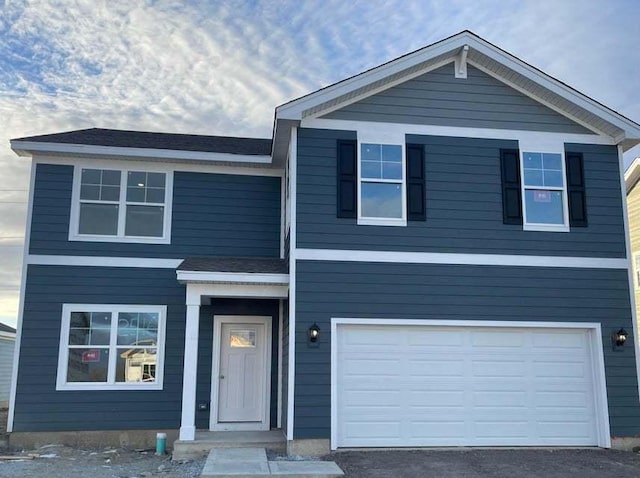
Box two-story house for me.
[7,31,640,456]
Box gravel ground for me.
[0,408,205,478]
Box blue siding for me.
[293,260,640,440]
[322,64,592,134]
[14,265,185,431]
[296,128,625,258]
[29,165,281,258]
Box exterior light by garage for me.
[309,323,320,346]
[613,328,628,348]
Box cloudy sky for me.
[0,0,639,328]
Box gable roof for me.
[0,322,16,335]
[11,128,273,165]
[274,30,640,157]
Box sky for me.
[0,0,639,328]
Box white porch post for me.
[179,290,200,441]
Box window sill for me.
[56,383,163,391]
[357,217,407,227]
[68,234,171,244]
[523,224,570,233]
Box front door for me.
[211,316,271,431]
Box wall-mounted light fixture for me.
[308,323,320,346]
[612,328,628,349]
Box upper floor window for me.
[71,166,172,243]
[359,143,405,223]
[522,152,567,228]
[56,304,166,391]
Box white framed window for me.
[57,304,167,391]
[520,145,569,233]
[357,131,407,226]
[70,164,173,243]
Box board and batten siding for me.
[0,337,15,404]
[13,265,186,431]
[293,260,640,440]
[296,128,625,258]
[29,164,281,258]
[322,64,593,135]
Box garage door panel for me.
[336,324,602,447]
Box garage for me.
[332,320,610,449]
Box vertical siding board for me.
[297,130,625,257]
[322,64,592,134]
[29,166,282,258]
[293,260,640,439]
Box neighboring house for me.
[0,323,16,408]
[625,158,640,334]
[7,31,640,454]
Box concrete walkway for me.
[201,447,344,478]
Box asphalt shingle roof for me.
[13,128,272,156]
[178,257,288,274]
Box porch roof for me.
[176,256,289,285]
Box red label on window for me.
[533,190,551,202]
[82,350,100,363]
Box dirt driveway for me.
[330,448,640,478]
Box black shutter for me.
[566,152,587,227]
[406,144,426,221]
[337,139,357,218]
[500,149,522,225]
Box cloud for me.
[0,0,639,327]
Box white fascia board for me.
[624,157,640,193]
[0,331,16,340]
[27,255,182,269]
[11,140,272,165]
[176,270,289,284]
[276,33,472,120]
[469,40,640,139]
[297,248,628,269]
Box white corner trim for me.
[56,304,167,391]
[277,299,283,429]
[27,255,183,268]
[287,127,297,441]
[296,248,629,269]
[11,140,272,165]
[7,160,36,433]
[176,270,289,285]
[330,318,611,450]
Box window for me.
[521,151,569,232]
[57,304,166,390]
[358,143,406,225]
[71,166,172,243]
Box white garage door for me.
[335,323,606,448]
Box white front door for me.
[211,316,271,431]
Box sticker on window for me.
[230,330,256,348]
[82,350,101,363]
[533,190,551,202]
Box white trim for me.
[185,282,289,301]
[7,160,35,433]
[277,31,640,140]
[618,145,640,400]
[32,155,283,177]
[454,45,469,79]
[330,317,611,450]
[27,255,182,269]
[176,270,289,285]
[634,252,640,289]
[11,140,272,164]
[0,331,16,340]
[287,127,297,441]
[69,165,173,244]
[277,299,283,429]
[296,248,628,269]
[180,303,200,441]
[301,118,615,146]
[56,304,167,391]
[210,315,272,431]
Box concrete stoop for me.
[200,447,344,478]
[173,431,286,461]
